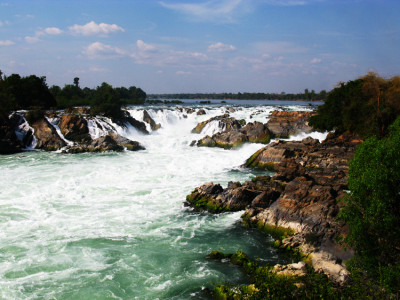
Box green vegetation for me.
[310,72,400,139]
[338,118,400,293]
[0,71,146,122]
[310,72,400,295]
[146,99,183,105]
[0,71,55,123]
[209,249,390,299]
[149,88,327,101]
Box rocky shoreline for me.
[0,108,162,154]
[186,111,362,284]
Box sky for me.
[0,0,399,94]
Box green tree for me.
[90,82,124,119]
[339,118,400,291]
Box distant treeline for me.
[0,71,146,121]
[149,89,327,101]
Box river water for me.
[0,102,325,299]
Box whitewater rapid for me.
[0,103,327,299]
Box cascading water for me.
[0,103,326,299]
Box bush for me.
[339,118,400,293]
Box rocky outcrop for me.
[186,132,362,283]
[143,110,161,131]
[197,109,206,115]
[64,107,90,115]
[0,119,21,154]
[109,132,145,151]
[267,110,316,138]
[112,111,149,135]
[197,131,248,149]
[192,114,244,134]
[1,110,146,154]
[31,117,66,151]
[195,121,271,149]
[59,114,91,143]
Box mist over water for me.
[0,103,326,299]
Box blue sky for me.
[0,0,399,93]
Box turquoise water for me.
[0,105,322,299]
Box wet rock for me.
[31,117,66,151]
[64,106,90,115]
[267,110,316,138]
[241,121,271,144]
[109,132,145,151]
[143,110,161,131]
[59,114,91,143]
[192,114,244,134]
[0,119,21,154]
[113,111,149,135]
[187,131,362,283]
[196,109,206,115]
[197,131,247,149]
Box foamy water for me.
[0,103,325,299]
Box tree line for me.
[0,71,146,122]
[149,89,327,101]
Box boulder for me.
[192,114,244,134]
[241,121,271,144]
[267,110,316,138]
[143,110,161,131]
[31,118,66,151]
[198,131,247,149]
[0,119,21,154]
[112,111,149,134]
[109,132,145,151]
[196,109,206,115]
[59,114,91,142]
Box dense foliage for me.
[339,118,400,293]
[0,71,146,121]
[149,89,327,101]
[51,77,146,109]
[0,71,56,122]
[310,73,400,139]
[210,250,388,299]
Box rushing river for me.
[0,102,325,299]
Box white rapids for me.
[0,103,326,299]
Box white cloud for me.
[137,40,156,52]
[83,42,126,59]
[0,40,14,46]
[176,70,192,75]
[310,58,322,64]
[69,21,124,36]
[262,0,324,5]
[255,41,308,54]
[131,40,212,69]
[44,27,63,35]
[208,42,236,53]
[25,35,41,44]
[160,0,244,22]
